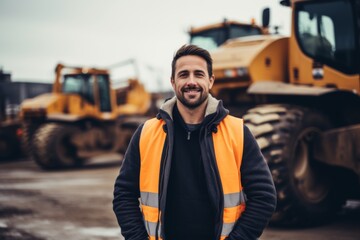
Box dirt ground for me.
[1,156,360,240]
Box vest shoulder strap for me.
[139,118,166,193]
[213,115,244,193]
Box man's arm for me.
[227,125,277,240]
[113,125,149,240]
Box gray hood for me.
[160,94,223,120]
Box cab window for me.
[295,0,359,74]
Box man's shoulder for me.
[144,117,164,128]
[141,117,166,138]
[223,114,244,126]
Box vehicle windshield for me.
[190,24,263,51]
[295,0,359,74]
[62,74,112,111]
[63,74,95,104]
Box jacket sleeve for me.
[113,124,149,240]
[227,125,277,240]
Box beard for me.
[176,85,209,109]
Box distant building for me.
[0,68,52,120]
[0,68,11,83]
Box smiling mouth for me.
[183,87,202,93]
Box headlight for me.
[224,67,248,78]
[237,67,248,77]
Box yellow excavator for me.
[20,63,152,169]
[207,0,360,226]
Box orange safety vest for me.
[139,115,245,240]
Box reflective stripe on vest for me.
[139,116,245,239]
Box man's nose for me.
[187,74,197,85]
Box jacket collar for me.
[158,94,228,125]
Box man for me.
[113,44,276,240]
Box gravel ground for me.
[1,156,359,240]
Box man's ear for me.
[171,78,175,88]
[209,74,215,89]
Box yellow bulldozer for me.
[20,63,152,169]
[207,0,360,226]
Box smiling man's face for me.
[171,55,214,109]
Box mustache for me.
[181,85,203,92]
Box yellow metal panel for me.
[249,37,289,83]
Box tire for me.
[33,123,83,170]
[21,122,39,158]
[243,104,345,226]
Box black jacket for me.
[113,95,277,240]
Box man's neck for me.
[176,99,208,124]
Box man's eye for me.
[196,73,205,77]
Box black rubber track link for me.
[243,104,345,226]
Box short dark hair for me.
[171,44,213,79]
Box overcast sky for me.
[0,0,291,92]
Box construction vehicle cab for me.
[206,0,360,226]
[290,0,359,87]
[20,63,151,169]
[189,8,270,51]
[62,72,111,112]
[55,64,115,114]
